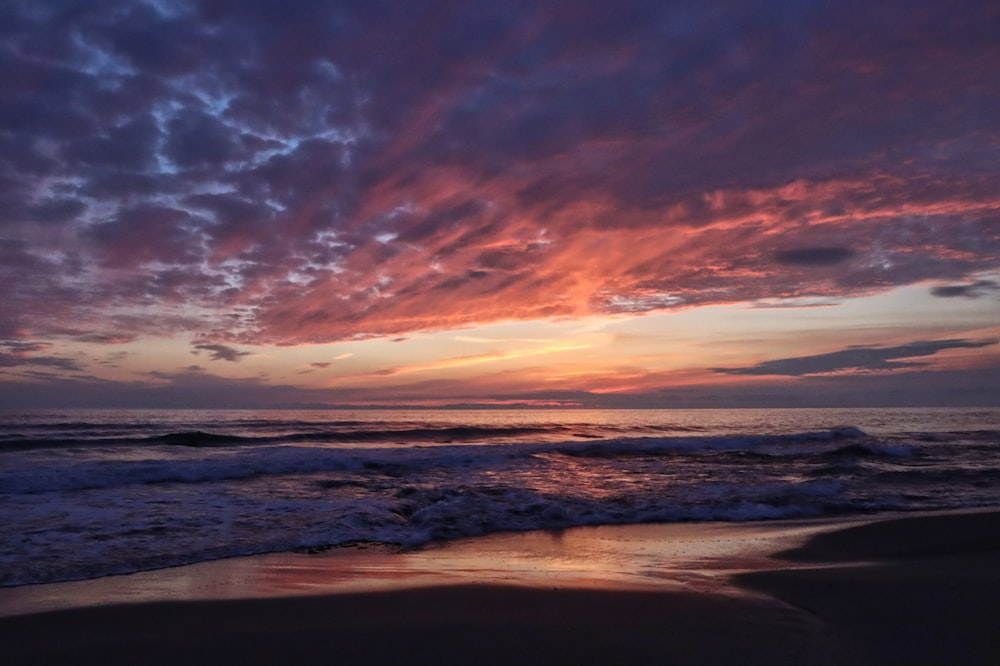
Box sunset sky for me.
[1,0,998,408]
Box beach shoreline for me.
[0,509,884,618]
[2,508,999,664]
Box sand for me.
[736,510,1000,666]
[1,510,998,665]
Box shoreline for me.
[2,508,999,664]
[0,511,875,618]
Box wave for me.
[0,428,879,496]
[3,419,999,587]
[0,424,573,451]
[0,446,362,494]
[554,426,869,458]
[152,431,249,446]
[162,424,569,447]
[824,442,915,458]
[7,421,995,456]
[904,429,1000,442]
[0,481,868,588]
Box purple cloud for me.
[713,339,998,376]
[0,341,83,372]
[773,247,857,267]
[192,344,250,362]
[0,0,996,347]
[931,280,1000,299]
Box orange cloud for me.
[247,168,999,345]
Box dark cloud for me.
[192,343,251,362]
[773,247,856,267]
[87,205,204,268]
[931,280,1000,299]
[0,368,331,410]
[714,338,998,376]
[95,3,205,76]
[165,109,240,168]
[27,198,87,224]
[65,114,161,170]
[0,341,50,355]
[0,341,83,372]
[75,333,138,344]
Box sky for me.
[1,0,998,409]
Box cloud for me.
[75,333,138,344]
[164,109,240,168]
[0,365,344,410]
[931,280,1000,299]
[27,198,87,224]
[773,247,856,267]
[713,338,998,376]
[0,340,84,372]
[747,298,841,309]
[192,343,250,362]
[353,343,592,380]
[0,1,997,346]
[0,341,50,355]
[0,356,83,371]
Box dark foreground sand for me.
[735,510,1000,666]
[2,510,998,665]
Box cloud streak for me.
[192,344,250,363]
[773,247,856,267]
[713,339,998,377]
[354,344,592,380]
[0,341,83,372]
[931,280,1000,299]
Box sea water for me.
[1,407,997,586]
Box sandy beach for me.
[1,509,998,665]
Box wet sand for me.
[735,510,1000,665]
[1,510,998,665]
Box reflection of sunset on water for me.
[0,519,856,617]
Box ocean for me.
[1,407,998,587]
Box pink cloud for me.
[243,170,1000,344]
[0,0,996,353]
